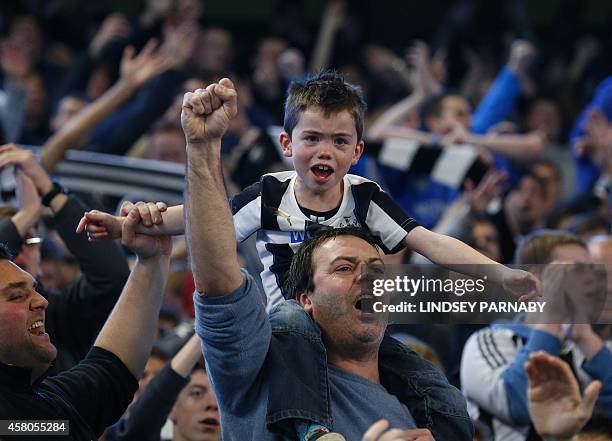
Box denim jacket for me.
[266,300,473,440]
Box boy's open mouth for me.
[311,164,333,178]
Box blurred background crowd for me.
[0,0,611,440]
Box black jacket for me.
[0,347,138,440]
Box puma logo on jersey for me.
[275,209,292,226]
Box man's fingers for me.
[121,45,135,63]
[215,78,238,118]
[87,231,109,242]
[406,429,435,441]
[85,224,109,235]
[0,152,19,168]
[84,210,114,226]
[183,91,205,115]
[121,209,140,245]
[525,361,540,386]
[134,201,154,227]
[119,200,136,216]
[147,201,164,224]
[156,201,168,212]
[362,419,389,441]
[206,83,222,110]
[76,215,88,233]
[580,380,602,416]
[138,38,159,59]
[0,143,18,155]
[192,90,208,114]
[198,88,213,115]
[379,429,409,441]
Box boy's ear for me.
[351,140,365,165]
[297,290,313,314]
[280,132,293,157]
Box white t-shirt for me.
[230,171,419,310]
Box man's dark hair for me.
[192,358,206,374]
[0,243,12,260]
[283,71,367,141]
[284,226,380,299]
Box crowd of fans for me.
[0,0,611,440]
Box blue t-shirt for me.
[328,364,416,440]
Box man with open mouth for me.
[0,207,171,440]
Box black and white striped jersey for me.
[230,171,419,310]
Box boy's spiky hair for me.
[283,70,367,140]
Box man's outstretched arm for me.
[93,208,172,378]
[182,79,242,297]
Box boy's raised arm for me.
[182,79,243,297]
[404,226,540,301]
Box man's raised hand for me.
[526,351,601,439]
[181,78,238,145]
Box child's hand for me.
[502,268,541,302]
[75,201,168,241]
[76,210,123,241]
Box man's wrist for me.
[41,181,68,207]
[187,138,223,149]
[37,177,53,196]
[136,253,171,269]
[187,139,223,163]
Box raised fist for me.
[180,78,238,144]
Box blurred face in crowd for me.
[547,244,603,323]
[194,28,232,74]
[39,257,80,292]
[170,368,220,441]
[25,72,49,120]
[9,15,43,61]
[506,175,546,231]
[298,236,387,357]
[472,220,501,262]
[532,162,562,212]
[86,64,113,100]
[588,237,612,321]
[51,96,87,132]
[440,95,472,129]
[147,127,187,164]
[132,353,167,404]
[254,37,287,68]
[526,99,561,142]
[0,260,56,379]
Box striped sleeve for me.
[352,182,419,254]
[460,327,520,425]
[230,181,262,242]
